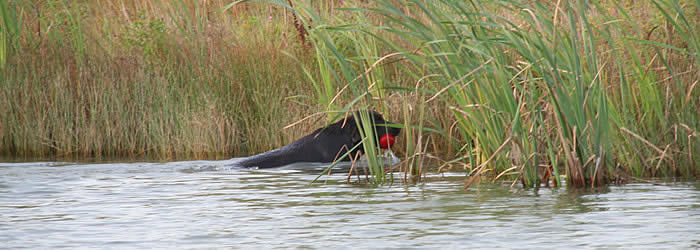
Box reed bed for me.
[1,0,697,187]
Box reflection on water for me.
[0,161,698,249]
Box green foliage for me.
[124,10,168,59]
[0,0,20,70]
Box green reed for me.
[353,0,697,187]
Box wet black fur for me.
[236,111,400,169]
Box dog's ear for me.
[342,117,362,143]
[371,111,386,123]
[350,129,362,144]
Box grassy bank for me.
[1,0,698,187]
[1,0,322,159]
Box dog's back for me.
[236,126,356,168]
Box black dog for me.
[236,111,401,169]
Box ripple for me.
[0,161,698,249]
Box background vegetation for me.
[1,0,697,187]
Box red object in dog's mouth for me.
[379,134,396,149]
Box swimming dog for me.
[236,111,400,169]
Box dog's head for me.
[335,111,401,150]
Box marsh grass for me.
[1,0,697,187]
[1,0,319,159]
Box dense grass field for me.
[1,0,698,187]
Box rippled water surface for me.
[1,160,698,249]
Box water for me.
[1,160,698,249]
